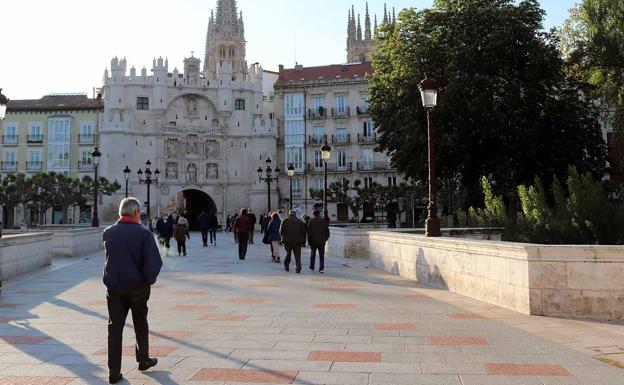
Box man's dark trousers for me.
[238,233,249,259]
[107,284,151,376]
[201,230,209,246]
[209,230,217,245]
[284,244,302,272]
[310,244,325,271]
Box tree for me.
[309,179,374,220]
[559,0,624,130]
[27,173,58,225]
[368,0,607,207]
[0,174,33,228]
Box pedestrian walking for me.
[280,210,307,273]
[307,210,330,273]
[198,210,210,247]
[174,216,190,256]
[103,197,162,384]
[225,214,232,232]
[231,214,239,243]
[259,212,268,234]
[266,212,282,263]
[162,214,174,250]
[247,209,257,244]
[207,211,219,246]
[234,208,252,260]
[155,215,165,245]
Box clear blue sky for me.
[0,0,579,99]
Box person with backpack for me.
[174,216,190,257]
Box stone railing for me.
[0,232,54,281]
[35,226,104,257]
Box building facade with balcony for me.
[0,94,103,225]
[273,62,403,222]
[97,0,278,226]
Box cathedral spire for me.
[383,4,388,24]
[374,14,378,35]
[357,14,362,42]
[364,2,371,41]
[216,0,238,25]
[205,0,247,78]
[392,7,396,24]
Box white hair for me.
[119,197,141,217]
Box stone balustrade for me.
[0,232,54,281]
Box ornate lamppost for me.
[419,75,441,237]
[137,160,160,231]
[257,157,280,213]
[123,166,131,198]
[91,148,102,227]
[320,140,332,224]
[287,164,295,211]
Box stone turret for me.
[346,3,379,63]
[204,0,247,79]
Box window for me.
[314,150,323,168]
[47,118,71,172]
[28,150,42,171]
[388,176,397,187]
[285,120,304,145]
[336,127,347,143]
[336,95,346,113]
[3,150,16,163]
[292,178,302,197]
[286,146,305,171]
[285,94,304,117]
[229,47,235,58]
[3,123,17,144]
[362,149,373,169]
[80,122,94,143]
[48,118,70,141]
[312,96,324,110]
[337,149,347,168]
[137,97,149,110]
[360,91,369,111]
[80,151,92,165]
[313,126,324,142]
[363,121,374,138]
[235,98,245,110]
[28,122,42,141]
[313,177,323,191]
[364,177,373,189]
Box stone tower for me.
[204,0,248,80]
[347,3,393,63]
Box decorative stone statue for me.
[206,140,219,159]
[166,139,178,157]
[206,163,218,180]
[165,162,178,179]
[184,95,199,119]
[187,135,199,154]
[187,163,197,183]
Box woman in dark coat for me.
[173,216,190,256]
[266,213,282,263]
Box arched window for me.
[219,47,226,59]
[229,47,236,58]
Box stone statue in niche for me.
[206,163,218,180]
[184,95,199,120]
[166,139,178,157]
[206,140,219,159]
[187,135,199,154]
[187,163,197,183]
[165,162,178,179]
[212,119,219,128]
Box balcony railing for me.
[308,107,327,119]
[332,134,351,145]
[164,126,223,135]
[1,161,18,171]
[78,134,96,144]
[357,133,377,143]
[26,161,43,171]
[308,135,327,144]
[307,162,353,173]
[78,161,93,170]
[27,134,44,144]
[292,190,303,199]
[357,161,394,172]
[356,105,369,115]
[331,107,351,118]
[2,135,18,145]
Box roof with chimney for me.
[275,62,373,86]
[7,94,103,112]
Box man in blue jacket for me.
[103,197,163,384]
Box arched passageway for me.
[175,189,217,230]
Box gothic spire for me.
[392,7,396,24]
[374,14,378,35]
[357,14,362,42]
[364,2,372,41]
[216,0,238,25]
[383,3,388,24]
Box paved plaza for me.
[1,232,624,385]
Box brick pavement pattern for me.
[0,232,623,384]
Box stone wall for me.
[49,227,104,257]
[0,233,54,281]
[364,231,624,320]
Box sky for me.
[0,0,579,100]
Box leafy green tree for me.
[560,0,624,130]
[27,173,58,225]
[0,174,33,228]
[310,179,374,220]
[368,0,607,207]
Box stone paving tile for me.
[0,377,76,385]
[199,315,250,321]
[190,368,299,383]
[94,346,178,357]
[374,323,415,330]
[330,362,422,373]
[448,313,488,320]
[308,351,381,362]
[460,374,544,385]
[428,336,488,345]
[485,363,572,376]
[293,371,370,385]
[368,372,461,385]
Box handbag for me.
[262,231,271,245]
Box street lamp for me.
[320,140,332,224]
[91,147,102,227]
[419,75,441,237]
[138,160,159,231]
[257,157,280,212]
[0,89,8,121]
[123,166,131,198]
[287,163,295,211]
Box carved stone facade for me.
[98,0,278,224]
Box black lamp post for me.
[419,75,441,237]
[91,147,102,227]
[287,164,295,211]
[123,165,131,198]
[257,157,280,213]
[137,160,160,231]
[320,140,332,224]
